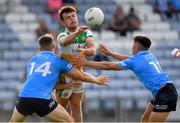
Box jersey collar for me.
[137,51,149,55]
[40,51,55,54]
[65,28,77,34]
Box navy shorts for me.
[151,83,178,112]
[16,97,58,117]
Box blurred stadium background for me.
[0,0,180,122]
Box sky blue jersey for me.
[19,51,73,99]
[118,51,172,98]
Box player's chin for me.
[70,23,77,28]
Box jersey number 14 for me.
[29,62,52,77]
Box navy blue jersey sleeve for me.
[60,59,74,73]
[118,57,133,70]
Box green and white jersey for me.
[57,28,93,56]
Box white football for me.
[84,7,104,26]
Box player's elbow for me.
[91,49,96,56]
[87,48,96,56]
[101,62,114,70]
[78,72,87,81]
[60,41,66,47]
[59,38,69,47]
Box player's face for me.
[62,12,78,28]
[132,41,139,55]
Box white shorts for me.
[56,76,84,99]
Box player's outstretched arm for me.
[65,69,109,85]
[100,43,129,61]
[78,39,96,56]
[84,61,123,70]
[72,56,123,71]
[58,26,89,46]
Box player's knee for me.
[9,117,24,122]
[141,115,149,122]
[70,116,74,122]
[9,116,16,122]
[67,115,74,122]
[9,118,13,122]
[9,118,17,122]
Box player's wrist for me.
[95,78,101,85]
[96,77,105,85]
[74,30,80,36]
[109,51,115,56]
[84,60,88,66]
[80,49,86,55]
[66,83,73,89]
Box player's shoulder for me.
[59,28,69,35]
[54,55,67,63]
[57,57,72,68]
[85,29,92,33]
[85,29,93,34]
[57,28,68,40]
[127,55,136,60]
[52,53,62,60]
[30,54,39,61]
[83,29,93,38]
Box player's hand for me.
[68,80,82,89]
[96,75,109,86]
[99,43,112,56]
[72,55,86,68]
[77,48,86,56]
[171,48,180,58]
[77,26,89,34]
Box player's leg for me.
[70,92,84,122]
[148,112,169,122]
[141,102,154,122]
[55,93,69,109]
[9,107,26,122]
[148,83,178,122]
[44,104,74,122]
[9,97,34,122]
[55,89,72,115]
[56,95,72,115]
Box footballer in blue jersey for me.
[9,34,109,122]
[74,36,178,122]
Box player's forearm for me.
[60,31,79,46]
[69,70,99,84]
[83,47,96,56]
[79,71,100,84]
[85,61,113,70]
[110,52,129,61]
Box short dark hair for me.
[134,36,151,50]
[58,6,77,21]
[38,34,53,50]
